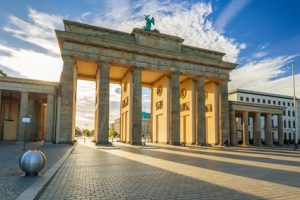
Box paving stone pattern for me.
[0,141,72,200]
[39,143,300,200]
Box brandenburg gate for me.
[55,20,236,145]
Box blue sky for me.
[0,0,299,128]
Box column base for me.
[131,141,143,145]
[253,143,262,147]
[196,143,208,147]
[96,141,112,146]
[170,142,181,146]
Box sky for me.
[0,0,299,129]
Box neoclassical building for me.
[0,20,237,145]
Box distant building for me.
[229,89,300,144]
[110,112,151,140]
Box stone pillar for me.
[242,111,249,146]
[131,68,142,145]
[253,112,261,146]
[230,110,236,146]
[45,95,54,143]
[96,62,110,145]
[278,114,284,145]
[58,56,76,143]
[17,92,28,141]
[0,90,2,140]
[219,81,230,145]
[170,72,180,145]
[265,113,273,146]
[0,90,1,116]
[196,77,206,145]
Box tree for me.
[109,129,119,142]
[75,127,82,137]
[82,129,93,137]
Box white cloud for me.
[3,8,63,56]
[88,0,245,62]
[214,0,251,31]
[229,55,300,96]
[0,43,62,81]
[253,51,269,58]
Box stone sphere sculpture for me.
[19,150,46,176]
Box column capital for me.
[62,55,75,61]
[169,71,181,76]
[195,75,205,80]
[99,61,110,67]
[131,66,143,72]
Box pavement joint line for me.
[16,142,78,200]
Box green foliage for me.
[75,127,82,137]
[82,129,94,137]
[109,129,119,138]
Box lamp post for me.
[292,63,298,149]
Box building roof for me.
[229,88,300,100]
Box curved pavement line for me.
[16,143,77,200]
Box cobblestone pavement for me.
[0,141,72,200]
[39,143,300,200]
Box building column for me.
[278,114,284,145]
[58,55,76,143]
[96,62,110,145]
[0,90,2,116]
[265,113,273,146]
[196,77,206,145]
[253,112,261,146]
[17,92,28,141]
[170,72,180,145]
[131,68,142,145]
[230,110,236,146]
[45,95,55,143]
[219,81,230,145]
[242,111,249,146]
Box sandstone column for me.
[230,110,236,146]
[253,112,261,146]
[131,68,142,145]
[96,62,110,145]
[242,111,249,146]
[219,81,230,145]
[265,113,273,146]
[0,90,2,117]
[59,56,76,143]
[278,114,284,145]
[196,77,206,145]
[17,92,28,142]
[45,94,54,143]
[170,72,180,145]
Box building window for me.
[283,102,286,106]
[268,100,271,104]
[288,121,291,128]
[263,99,266,103]
[284,110,286,115]
[273,100,276,105]
[240,96,244,101]
[293,121,296,128]
[246,97,249,102]
[278,101,281,105]
[293,111,295,117]
[252,98,255,102]
[292,103,294,107]
[284,121,286,128]
[288,111,290,116]
[257,99,260,103]
[288,102,290,106]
